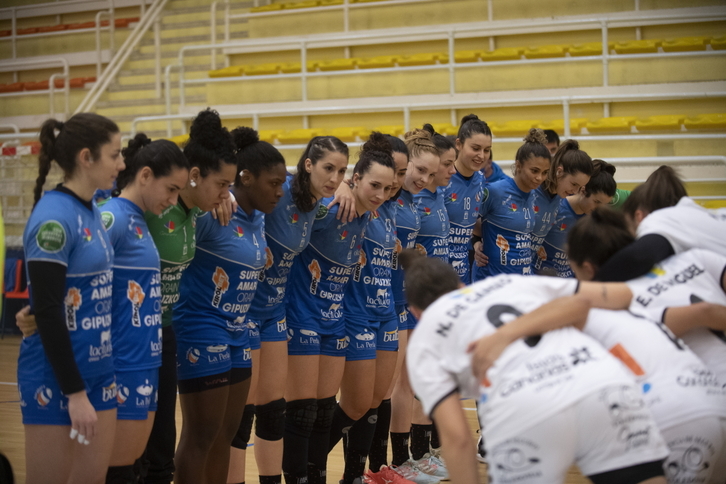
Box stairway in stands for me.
[94,0,251,136]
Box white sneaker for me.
[413,453,449,480]
[390,460,440,484]
[476,433,487,464]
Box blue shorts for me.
[287,327,347,357]
[18,371,117,425]
[248,316,288,350]
[116,368,159,420]
[377,316,399,352]
[397,304,418,331]
[345,319,378,361]
[176,341,251,382]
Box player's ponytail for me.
[34,113,119,207]
[292,136,349,212]
[567,206,634,269]
[457,114,492,142]
[115,134,189,195]
[422,124,456,156]
[622,165,687,219]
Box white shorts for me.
[485,384,669,484]
[661,416,726,484]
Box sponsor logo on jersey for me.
[36,220,67,253]
[137,380,154,396]
[475,191,482,203]
[89,329,112,361]
[415,243,427,256]
[508,202,518,212]
[496,234,510,265]
[339,230,348,241]
[127,280,146,327]
[34,385,53,406]
[645,267,666,278]
[558,223,567,231]
[165,220,175,233]
[482,187,489,202]
[533,205,539,214]
[101,211,115,230]
[135,226,144,239]
[186,347,201,364]
[490,439,542,478]
[355,329,375,341]
[383,329,398,342]
[289,213,299,224]
[235,226,244,237]
[665,439,714,480]
[83,227,93,242]
[391,238,403,269]
[102,381,117,402]
[353,250,367,282]
[211,267,230,307]
[315,204,329,220]
[276,318,287,333]
[308,259,322,295]
[207,344,228,353]
[336,336,350,350]
[536,245,547,262]
[396,198,404,208]
[117,384,130,404]
[447,193,458,203]
[422,207,432,216]
[65,287,82,331]
[372,210,379,220]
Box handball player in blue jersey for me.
[21,114,124,483]
[172,124,287,484]
[529,139,593,273]
[99,135,189,483]
[227,136,349,484]
[440,115,489,283]
[283,132,395,484]
[538,159,616,278]
[472,129,551,280]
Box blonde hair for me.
[403,128,438,160]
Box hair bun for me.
[559,138,580,151]
[422,123,436,135]
[461,114,480,124]
[361,131,393,156]
[523,128,547,145]
[122,133,152,160]
[189,108,229,149]
[231,126,259,151]
[592,159,616,177]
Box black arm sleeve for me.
[594,233,675,282]
[27,260,85,395]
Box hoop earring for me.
[190,180,197,188]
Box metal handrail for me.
[0,58,70,117]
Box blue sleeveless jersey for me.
[536,198,582,277]
[173,207,265,346]
[530,185,562,269]
[21,190,114,379]
[474,177,535,280]
[345,200,397,321]
[484,162,509,185]
[414,188,450,262]
[443,170,485,283]
[391,190,421,306]
[249,175,318,321]
[100,198,162,370]
[286,201,369,335]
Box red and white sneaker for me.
[364,466,416,484]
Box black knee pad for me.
[231,404,256,449]
[255,398,286,441]
[285,399,318,437]
[315,396,337,428]
[106,465,136,484]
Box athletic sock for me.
[327,403,357,453]
[344,407,378,482]
[308,396,337,484]
[368,399,391,470]
[430,421,440,450]
[410,423,432,461]
[260,476,282,484]
[390,431,410,466]
[106,465,136,484]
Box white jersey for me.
[407,275,635,446]
[627,249,726,381]
[637,197,726,256]
[583,309,726,431]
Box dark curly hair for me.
[354,131,395,176]
[114,133,190,195]
[183,108,235,177]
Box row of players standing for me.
[18,108,614,484]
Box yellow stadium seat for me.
[317,58,358,71]
[683,113,726,130]
[586,116,636,133]
[569,42,605,57]
[170,134,189,146]
[634,115,685,131]
[278,128,324,144]
[279,61,319,73]
[245,63,281,75]
[711,36,726,50]
[454,50,481,63]
[284,1,319,10]
[523,45,567,59]
[250,3,283,12]
[328,126,368,142]
[480,48,522,61]
[353,0,387,3]
[613,39,660,54]
[357,55,398,69]
[208,65,244,78]
[537,118,587,133]
[494,120,541,137]
[661,36,709,53]
[429,123,456,135]
[700,200,726,209]
[319,0,344,5]
[374,125,405,136]
[259,130,284,144]
[398,52,448,67]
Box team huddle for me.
[15,108,726,484]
